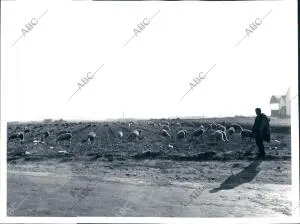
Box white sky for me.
[1,0,298,121]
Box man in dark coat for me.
[252,108,270,157]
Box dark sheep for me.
[45,131,50,138]
[241,129,254,142]
[8,133,20,141]
[41,131,50,144]
[161,129,171,138]
[24,127,30,133]
[42,131,50,139]
[56,133,72,145]
[191,128,204,140]
[8,132,24,143]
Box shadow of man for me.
[210,158,262,193]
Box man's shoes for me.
[257,152,266,158]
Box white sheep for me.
[216,124,226,132]
[128,129,142,141]
[161,125,170,132]
[86,131,96,143]
[176,130,187,140]
[227,127,235,135]
[117,131,124,139]
[207,130,228,142]
[230,124,243,132]
[215,130,229,142]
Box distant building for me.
[286,86,291,116]
[270,87,291,117]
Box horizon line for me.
[6,114,290,123]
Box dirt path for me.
[7,159,291,217]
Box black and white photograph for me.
[0,0,298,222]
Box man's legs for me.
[255,136,265,157]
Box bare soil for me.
[7,117,291,217]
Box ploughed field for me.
[6,117,291,217]
[7,117,291,162]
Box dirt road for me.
[7,159,291,217]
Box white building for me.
[270,86,291,117]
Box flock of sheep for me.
[7,121,255,147]
[151,122,254,143]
